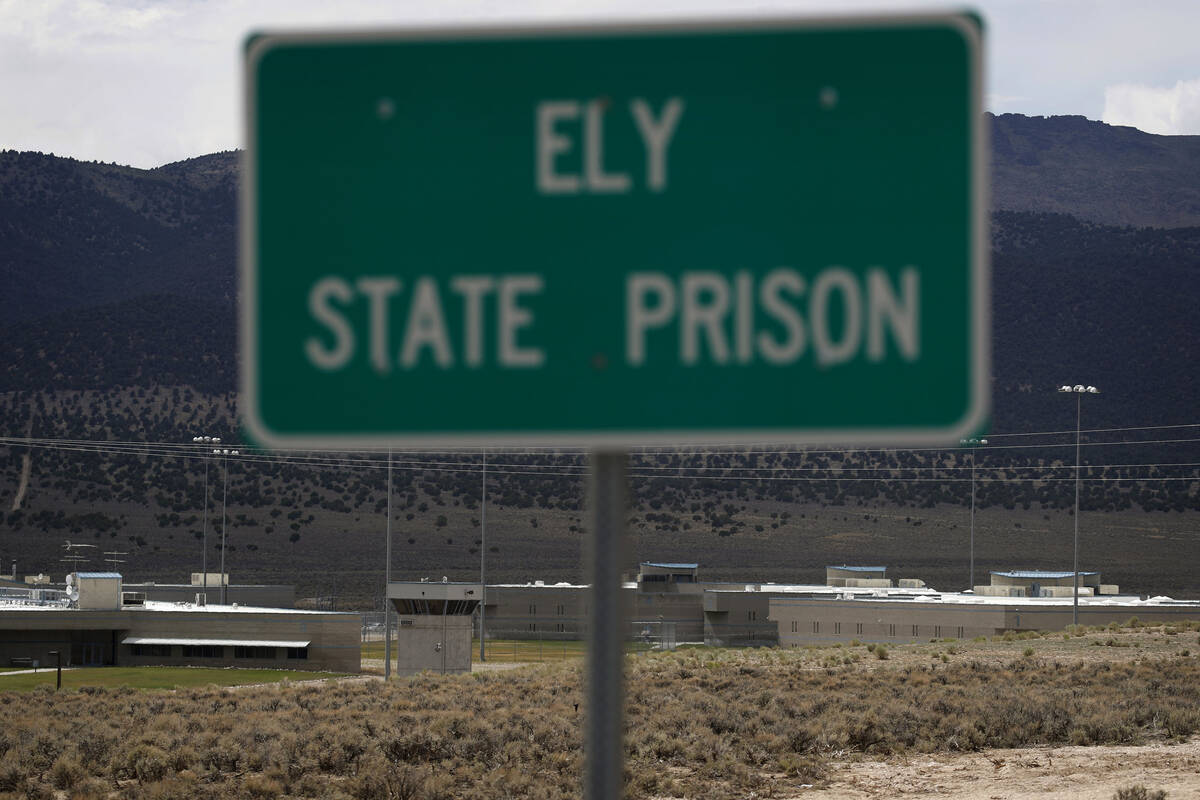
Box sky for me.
[0,0,1198,169]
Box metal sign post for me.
[586,452,629,800]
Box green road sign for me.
[242,13,988,448]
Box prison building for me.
[0,572,359,672]
[771,591,1200,647]
[483,582,598,640]
[480,563,708,643]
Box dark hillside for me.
[990,114,1200,228]
[0,120,1197,605]
[990,212,1200,434]
[0,150,237,324]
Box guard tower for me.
[386,581,481,675]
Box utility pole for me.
[479,449,487,661]
[384,448,392,679]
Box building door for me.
[80,643,103,666]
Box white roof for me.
[122,636,309,648]
[769,592,1200,608]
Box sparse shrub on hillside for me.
[1113,785,1167,800]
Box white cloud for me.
[1102,78,1200,135]
[3,0,1200,165]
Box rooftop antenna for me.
[102,551,128,572]
[62,540,97,574]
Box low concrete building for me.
[771,592,1200,646]
[0,574,358,672]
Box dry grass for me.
[0,627,1197,799]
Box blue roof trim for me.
[641,562,698,570]
[992,570,1098,579]
[75,572,122,579]
[828,566,887,572]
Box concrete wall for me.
[771,596,1200,646]
[77,576,122,610]
[635,591,704,642]
[484,585,615,640]
[702,591,777,647]
[126,583,296,609]
[394,614,474,676]
[483,585,706,643]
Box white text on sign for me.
[302,267,920,374]
[536,98,684,194]
[305,275,544,373]
[626,268,921,368]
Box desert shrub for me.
[242,774,284,799]
[1113,786,1167,800]
[0,752,26,792]
[22,778,53,800]
[48,755,83,790]
[777,753,825,783]
[68,777,111,800]
[117,744,172,783]
[875,645,889,660]
[1163,707,1200,739]
[75,733,115,768]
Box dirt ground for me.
[806,739,1200,799]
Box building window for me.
[287,647,308,660]
[181,645,222,658]
[791,620,797,633]
[528,623,537,632]
[529,604,536,615]
[400,619,413,627]
[888,624,896,637]
[911,625,919,637]
[856,623,863,635]
[555,623,565,633]
[556,604,565,615]
[934,625,942,638]
[834,622,841,635]
[812,621,819,634]
[748,610,756,621]
[131,644,171,657]
[957,626,964,639]
[234,646,276,659]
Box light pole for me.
[960,437,988,591]
[191,435,220,598]
[385,448,392,680]
[479,449,487,662]
[1058,384,1100,627]
[213,446,239,605]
